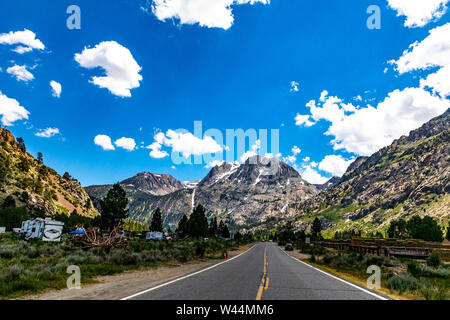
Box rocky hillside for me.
[195,156,318,227]
[85,172,187,223]
[314,176,341,191]
[87,156,319,229]
[292,109,450,236]
[0,127,98,218]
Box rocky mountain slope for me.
[87,156,319,229]
[292,109,450,236]
[85,172,188,225]
[314,176,341,191]
[0,127,98,218]
[194,156,318,227]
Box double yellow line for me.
[256,245,269,300]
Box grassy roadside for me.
[0,232,252,300]
[288,242,449,300]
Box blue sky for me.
[0,0,449,186]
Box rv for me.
[20,218,65,242]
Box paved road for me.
[124,242,385,300]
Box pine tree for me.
[2,195,16,209]
[16,137,26,152]
[150,208,163,232]
[209,217,218,237]
[312,217,322,240]
[186,205,209,238]
[446,223,450,241]
[98,183,129,231]
[177,215,188,238]
[222,224,230,239]
[37,152,43,164]
[218,220,225,237]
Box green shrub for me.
[426,252,442,268]
[386,272,422,294]
[419,287,448,300]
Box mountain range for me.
[86,156,319,228]
[1,109,448,235]
[84,109,449,234]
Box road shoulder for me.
[281,246,396,300]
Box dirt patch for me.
[23,244,254,300]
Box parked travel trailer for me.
[20,218,65,242]
[145,231,163,240]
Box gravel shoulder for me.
[23,244,254,300]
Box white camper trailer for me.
[20,218,64,242]
[146,231,163,240]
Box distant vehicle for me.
[269,240,273,242]
[285,243,294,251]
[146,231,163,240]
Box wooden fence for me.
[313,238,450,261]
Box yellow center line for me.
[256,245,269,300]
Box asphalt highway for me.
[123,242,386,300]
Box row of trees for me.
[387,216,448,242]
[176,205,231,238]
[95,184,232,239]
[272,215,449,243]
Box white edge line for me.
[279,247,388,300]
[120,244,257,300]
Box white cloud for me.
[94,135,115,151]
[115,137,136,151]
[0,29,45,53]
[292,146,301,155]
[308,96,346,123]
[35,128,60,138]
[328,88,449,155]
[387,0,449,28]
[295,113,314,127]
[296,88,449,156]
[147,141,169,159]
[283,145,301,164]
[240,139,260,163]
[75,41,143,98]
[166,130,223,157]
[319,90,328,102]
[50,81,62,98]
[290,81,300,92]
[148,130,223,159]
[318,155,354,177]
[391,23,450,98]
[7,65,34,82]
[300,166,328,185]
[150,0,269,30]
[205,160,225,168]
[0,91,30,126]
